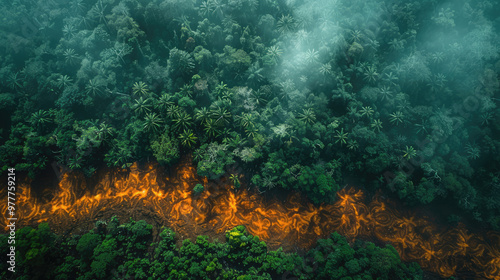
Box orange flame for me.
[1,158,499,279]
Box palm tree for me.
[235,113,256,129]
[208,0,225,17]
[367,38,380,51]
[333,81,354,100]
[156,93,173,111]
[389,111,405,125]
[71,0,86,13]
[465,143,480,160]
[245,125,259,138]
[347,106,359,119]
[168,48,195,78]
[427,73,447,93]
[277,14,296,34]
[414,121,429,135]
[303,49,319,64]
[179,129,197,148]
[395,94,411,111]
[403,146,416,159]
[363,65,378,83]
[220,127,233,138]
[132,97,152,116]
[97,123,114,141]
[266,45,282,65]
[143,112,163,134]
[223,133,246,147]
[132,81,149,97]
[347,139,358,150]
[211,106,231,125]
[359,106,374,118]
[378,86,393,101]
[90,0,108,26]
[251,89,268,106]
[371,119,383,132]
[319,63,332,76]
[204,118,221,138]
[229,174,240,188]
[56,75,73,89]
[198,1,214,17]
[113,147,133,168]
[298,108,316,125]
[271,124,290,143]
[165,104,181,119]
[63,48,79,65]
[195,107,211,124]
[388,38,405,51]
[7,72,23,90]
[174,15,191,31]
[85,79,103,96]
[350,30,363,42]
[382,72,398,87]
[171,111,193,132]
[246,62,264,85]
[77,14,94,28]
[261,175,278,189]
[430,52,444,64]
[68,154,83,169]
[334,128,348,145]
[62,23,77,39]
[480,112,493,125]
[179,84,193,97]
[31,110,51,128]
[214,82,230,99]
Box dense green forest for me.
[0,0,499,277]
[0,218,422,280]
[1,0,499,227]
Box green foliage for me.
[230,173,241,189]
[193,183,205,194]
[132,82,150,97]
[120,258,151,279]
[151,133,180,166]
[0,223,57,279]
[117,219,154,254]
[295,163,341,204]
[143,112,164,134]
[218,46,252,78]
[91,238,119,279]
[76,232,101,261]
[1,0,500,244]
[193,46,214,70]
[179,129,198,148]
[1,220,420,280]
[308,232,422,280]
[194,142,235,179]
[168,48,195,83]
[0,93,16,110]
[226,225,248,249]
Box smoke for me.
[268,0,388,107]
[268,0,499,109]
[415,1,499,94]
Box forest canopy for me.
[0,0,499,230]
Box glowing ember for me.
[1,158,499,279]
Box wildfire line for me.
[1,160,499,279]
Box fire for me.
[1,158,499,279]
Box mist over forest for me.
[0,0,499,279]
